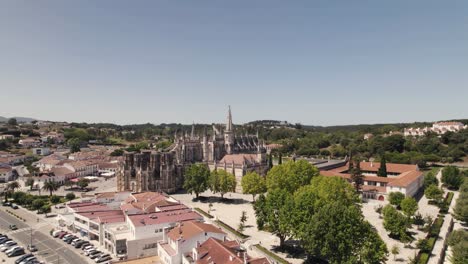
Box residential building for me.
[183,237,271,264]
[404,121,467,136]
[158,221,226,264]
[32,147,51,156]
[0,165,14,183]
[18,137,41,148]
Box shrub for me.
[66,192,76,201]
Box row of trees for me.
[183,164,236,199]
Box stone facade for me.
[118,107,268,193]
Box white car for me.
[62,234,73,241]
[19,256,36,264]
[0,241,17,251]
[82,245,94,251]
[5,245,21,254]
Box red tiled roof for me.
[387,170,423,187]
[195,238,270,264]
[167,221,225,241]
[128,209,202,227]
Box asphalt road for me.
[0,210,88,264]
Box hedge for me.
[194,207,214,219]
[255,244,290,264]
[215,219,249,239]
[418,253,429,264]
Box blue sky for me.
[1,1,467,125]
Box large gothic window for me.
[131,168,136,178]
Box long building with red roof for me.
[320,161,424,200]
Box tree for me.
[253,189,293,247]
[350,161,363,192]
[77,178,90,190]
[7,181,20,192]
[183,163,210,199]
[50,195,61,204]
[390,245,400,261]
[423,171,439,188]
[25,177,35,191]
[32,199,46,211]
[302,201,387,264]
[241,172,267,201]
[413,212,425,230]
[40,204,51,217]
[268,154,273,169]
[8,118,17,126]
[454,181,468,224]
[382,205,409,239]
[266,160,318,193]
[278,153,282,165]
[388,192,405,208]
[377,155,387,177]
[209,170,236,199]
[238,211,247,232]
[442,166,463,190]
[424,184,443,203]
[68,138,81,153]
[42,180,59,196]
[400,197,418,218]
[66,192,76,201]
[110,149,124,156]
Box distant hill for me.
[0,116,38,123]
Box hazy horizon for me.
[1,1,467,125]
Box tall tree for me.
[377,155,387,177]
[441,166,463,190]
[278,153,282,165]
[382,205,409,239]
[423,171,439,188]
[42,180,59,196]
[77,178,90,190]
[266,160,318,193]
[7,118,17,126]
[268,153,273,169]
[351,161,364,192]
[68,138,81,153]
[183,163,210,199]
[259,188,293,247]
[210,170,236,199]
[388,192,405,207]
[241,172,267,201]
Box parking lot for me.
[0,209,90,264]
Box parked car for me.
[95,254,111,263]
[0,238,12,246]
[6,245,21,254]
[27,244,37,252]
[0,236,10,244]
[82,245,94,251]
[58,232,68,239]
[74,240,88,248]
[9,224,18,230]
[86,250,100,257]
[3,202,11,206]
[70,238,81,245]
[7,246,25,257]
[11,204,19,209]
[66,237,77,244]
[15,253,33,264]
[0,241,17,251]
[89,251,102,259]
[54,204,65,209]
[18,256,36,264]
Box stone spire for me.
[226,105,233,132]
[191,122,195,139]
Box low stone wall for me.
[428,214,453,264]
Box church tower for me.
[224,105,234,154]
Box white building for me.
[0,165,14,183]
[157,221,226,264]
[404,121,467,136]
[32,147,51,156]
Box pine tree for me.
[278,153,283,165]
[378,155,388,177]
[268,153,273,169]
